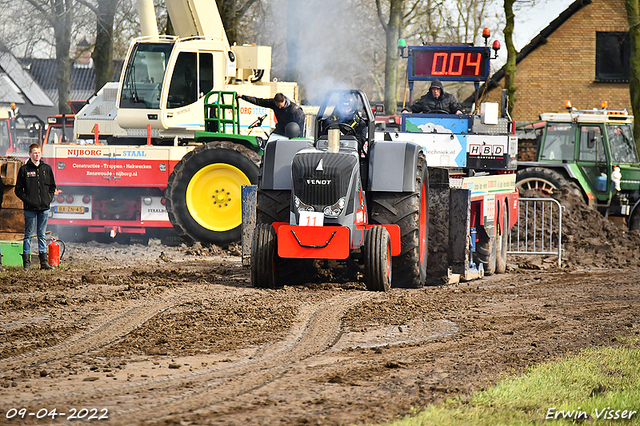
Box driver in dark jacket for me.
[238,92,305,138]
[411,79,463,115]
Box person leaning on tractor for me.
[14,143,56,270]
[411,79,463,115]
[237,92,305,139]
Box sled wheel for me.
[251,223,277,289]
[475,223,497,276]
[166,143,259,246]
[364,226,392,292]
[516,167,583,199]
[370,155,428,288]
[495,202,508,274]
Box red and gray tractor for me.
[251,89,428,291]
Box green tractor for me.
[165,91,264,245]
[516,103,640,229]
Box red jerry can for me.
[48,239,60,266]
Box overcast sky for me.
[489,0,575,70]
[513,0,576,50]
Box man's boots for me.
[39,253,52,270]
[22,253,31,270]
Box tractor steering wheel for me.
[425,108,450,114]
[324,121,357,136]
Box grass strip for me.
[383,337,640,426]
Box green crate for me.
[0,241,24,267]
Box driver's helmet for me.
[339,93,357,115]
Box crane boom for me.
[166,0,229,44]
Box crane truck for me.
[247,34,519,290]
[42,0,298,245]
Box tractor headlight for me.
[294,195,315,212]
[323,197,346,218]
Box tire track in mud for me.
[5,292,375,425]
[113,292,374,423]
[0,286,215,372]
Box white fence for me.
[507,198,564,266]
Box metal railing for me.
[507,197,564,266]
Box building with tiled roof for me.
[0,43,56,120]
[21,57,124,109]
[1,38,124,124]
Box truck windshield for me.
[46,124,75,144]
[607,124,638,164]
[120,42,174,109]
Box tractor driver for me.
[323,93,368,144]
[411,79,463,115]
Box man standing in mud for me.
[15,143,56,270]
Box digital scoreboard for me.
[408,46,490,82]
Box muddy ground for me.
[1,190,640,426]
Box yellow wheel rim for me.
[186,163,251,232]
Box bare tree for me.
[626,0,640,146]
[375,0,404,115]
[504,0,516,116]
[76,0,120,92]
[19,0,76,114]
[217,0,262,46]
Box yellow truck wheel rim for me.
[186,163,251,232]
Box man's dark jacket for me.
[242,95,305,136]
[15,159,56,211]
[411,91,463,114]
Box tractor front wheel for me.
[251,223,277,289]
[364,226,392,292]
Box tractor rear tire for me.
[516,167,583,199]
[495,203,508,274]
[166,143,259,246]
[251,223,277,289]
[370,155,428,288]
[364,226,392,292]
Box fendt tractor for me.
[249,33,519,291]
[41,0,297,244]
[516,102,640,229]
